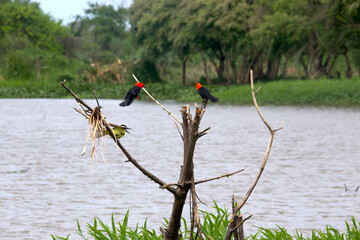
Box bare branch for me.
[236,215,252,229]
[195,190,208,207]
[234,69,283,213]
[201,99,208,110]
[275,121,284,132]
[190,152,205,239]
[250,71,272,132]
[73,107,88,118]
[61,81,92,112]
[195,169,244,185]
[190,175,203,240]
[197,127,210,138]
[174,120,184,141]
[92,90,100,106]
[132,74,182,125]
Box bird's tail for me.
[119,99,130,107]
[209,96,219,102]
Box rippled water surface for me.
[0,99,359,239]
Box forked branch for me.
[233,70,283,213]
[225,70,283,240]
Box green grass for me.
[216,78,360,106]
[247,216,360,240]
[51,205,360,240]
[1,77,360,106]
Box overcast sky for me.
[35,0,133,25]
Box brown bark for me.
[164,106,205,240]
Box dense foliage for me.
[0,0,359,86]
[129,0,360,84]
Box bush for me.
[5,51,35,80]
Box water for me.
[0,99,359,239]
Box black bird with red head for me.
[194,82,219,102]
[119,82,145,107]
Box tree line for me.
[130,0,360,84]
[0,0,359,84]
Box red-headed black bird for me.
[119,82,145,107]
[195,82,219,102]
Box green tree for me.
[130,0,183,83]
[130,0,252,84]
[0,0,66,52]
[249,0,309,80]
[70,3,128,61]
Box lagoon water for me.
[0,99,359,239]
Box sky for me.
[35,0,133,25]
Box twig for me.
[73,107,88,118]
[197,127,210,138]
[233,215,252,231]
[132,74,182,125]
[194,169,244,185]
[174,120,184,141]
[61,81,92,112]
[195,190,208,207]
[92,90,100,107]
[201,99,208,110]
[190,172,203,240]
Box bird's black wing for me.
[198,87,212,99]
[198,87,219,102]
[130,86,142,96]
[119,86,141,107]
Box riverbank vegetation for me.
[52,206,360,239]
[1,78,359,106]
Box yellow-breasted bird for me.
[194,82,219,102]
[98,124,131,139]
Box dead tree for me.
[61,69,281,240]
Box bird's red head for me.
[195,82,202,91]
[135,82,145,88]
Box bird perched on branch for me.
[119,82,145,107]
[194,82,219,102]
[98,124,131,139]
